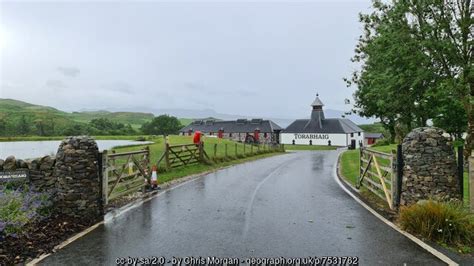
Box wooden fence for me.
[101,147,150,205]
[358,147,401,210]
[156,142,284,170]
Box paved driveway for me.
[41,151,444,265]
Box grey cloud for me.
[45,79,67,89]
[102,81,133,94]
[57,67,80,77]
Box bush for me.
[398,201,474,247]
[372,138,393,147]
[0,187,52,238]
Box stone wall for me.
[0,155,56,191]
[0,136,103,221]
[54,136,102,220]
[401,127,460,205]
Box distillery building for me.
[179,119,282,144]
[280,94,364,148]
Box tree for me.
[347,0,472,152]
[346,0,438,142]
[403,0,473,156]
[141,115,182,136]
[17,115,30,135]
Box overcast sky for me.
[0,0,372,119]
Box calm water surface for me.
[0,140,152,159]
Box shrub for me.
[398,201,474,247]
[372,138,393,147]
[0,187,52,238]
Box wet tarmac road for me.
[41,151,444,265]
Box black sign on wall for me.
[0,170,29,182]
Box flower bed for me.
[0,183,97,264]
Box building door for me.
[350,139,356,149]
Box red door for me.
[254,129,260,142]
[218,129,224,139]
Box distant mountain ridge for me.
[0,98,375,132]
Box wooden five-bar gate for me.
[101,147,150,205]
[156,143,209,170]
[357,146,403,210]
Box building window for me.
[358,132,361,136]
[229,133,233,137]
[210,132,213,136]
[264,132,268,138]
[350,133,354,137]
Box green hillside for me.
[69,110,154,129]
[0,98,190,136]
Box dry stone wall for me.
[401,127,460,205]
[54,136,102,220]
[0,136,103,221]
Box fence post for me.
[165,143,170,170]
[214,143,217,157]
[199,142,204,162]
[390,150,396,208]
[469,151,474,213]
[357,147,362,187]
[101,150,108,206]
[458,146,464,199]
[396,144,403,207]
[225,144,228,158]
[235,143,238,156]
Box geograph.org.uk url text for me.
[115,255,359,265]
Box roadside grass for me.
[340,149,359,186]
[157,152,284,184]
[371,144,397,153]
[112,135,279,165]
[285,144,337,151]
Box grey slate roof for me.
[365,132,384,139]
[180,119,282,133]
[283,118,363,134]
[311,95,324,106]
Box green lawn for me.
[112,135,279,164]
[370,144,397,153]
[157,152,283,184]
[340,144,471,206]
[285,144,337,151]
[340,149,359,186]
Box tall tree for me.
[141,115,182,136]
[347,0,472,152]
[404,0,473,155]
[17,115,30,135]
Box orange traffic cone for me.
[151,165,158,189]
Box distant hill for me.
[0,99,197,136]
[69,110,154,129]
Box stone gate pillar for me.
[54,136,102,221]
[401,127,460,205]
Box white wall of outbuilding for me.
[280,132,364,148]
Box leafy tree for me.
[17,115,30,135]
[141,115,182,136]
[347,0,472,152]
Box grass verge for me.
[285,144,337,151]
[157,151,285,184]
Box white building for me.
[280,94,364,148]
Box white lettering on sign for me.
[294,133,330,140]
[0,170,29,181]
